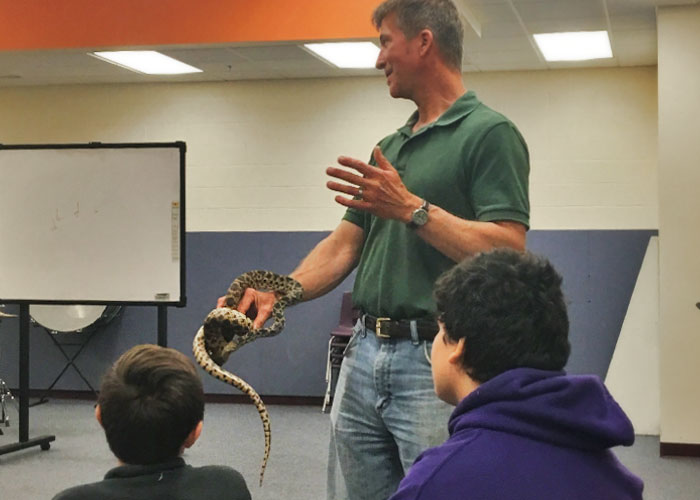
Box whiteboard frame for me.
[0,142,186,307]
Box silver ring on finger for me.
[358,187,364,200]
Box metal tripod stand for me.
[0,309,17,434]
[0,378,18,435]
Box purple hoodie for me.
[389,368,644,500]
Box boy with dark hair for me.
[53,344,251,500]
[390,249,644,500]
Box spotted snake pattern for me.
[193,270,303,486]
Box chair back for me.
[331,292,356,337]
[338,291,355,327]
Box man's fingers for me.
[334,195,371,210]
[336,156,373,176]
[253,303,274,329]
[327,166,366,185]
[372,146,393,171]
[327,180,362,197]
[236,288,256,314]
[216,296,227,308]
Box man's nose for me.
[375,52,385,70]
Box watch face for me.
[412,208,429,226]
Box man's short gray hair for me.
[372,0,464,71]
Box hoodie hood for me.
[450,368,635,452]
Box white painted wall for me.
[657,5,700,445]
[0,66,657,232]
[605,237,659,435]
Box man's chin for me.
[387,85,404,99]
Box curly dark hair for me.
[98,344,204,465]
[434,249,570,383]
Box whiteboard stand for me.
[0,306,55,456]
[158,305,168,347]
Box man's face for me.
[375,13,421,99]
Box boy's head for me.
[431,249,571,404]
[96,344,204,465]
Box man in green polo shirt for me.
[224,0,529,498]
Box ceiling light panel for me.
[533,31,613,61]
[303,42,379,69]
[91,51,202,74]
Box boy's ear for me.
[447,338,466,365]
[95,404,103,427]
[183,420,203,450]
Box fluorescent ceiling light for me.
[304,42,379,68]
[91,51,202,74]
[533,31,612,62]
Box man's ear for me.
[447,337,466,366]
[95,404,103,427]
[418,29,434,56]
[183,420,203,450]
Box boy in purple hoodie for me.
[390,249,644,500]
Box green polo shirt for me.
[343,90,529,320]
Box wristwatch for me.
[408,199,430,229]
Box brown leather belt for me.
[363,314,439,341]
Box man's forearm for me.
[290,221,363,301]
[413,204,526,262]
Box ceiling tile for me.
[163,47,249,64]
[513,0,606,22]
[231,45,322,62]
[524,18,609,33]
[470,2,519,22]
[608,12,657,31]
[465,34,533,52]
[613,29,658,46]
[481,21,529,37]
[606,0,658,15]
[466,48,542,66]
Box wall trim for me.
[19,389,323,406]
[660,442,700,457]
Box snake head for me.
[201,271,304,366]
[202,308,254,366]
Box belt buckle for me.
[375,317,391,338]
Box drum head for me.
[30,305,121,334]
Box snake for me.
[193,270,303,486]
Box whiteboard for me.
[0,143,185,305]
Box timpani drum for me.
[29,305,122,334]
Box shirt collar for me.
[398,90,481,138]
[104,457,186,479]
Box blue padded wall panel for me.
[527,230,657,378]
[0,229,656,396]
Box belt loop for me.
[359,314,368,337]
[409,320,420,345]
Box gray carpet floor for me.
[0,399,699,499]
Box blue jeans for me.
[327,318,453,500]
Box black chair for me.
[322,292,357,413]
